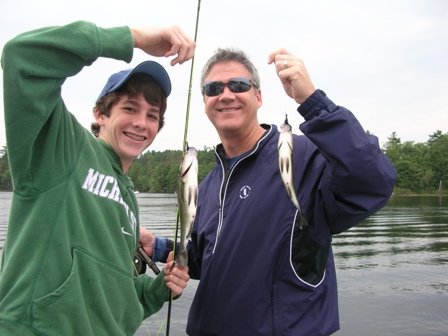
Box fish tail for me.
[298,212,308,229]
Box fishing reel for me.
[133,252,147,276]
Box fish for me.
[173,144,198,269]
[278,115,307,228]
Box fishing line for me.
[166,1,202,335]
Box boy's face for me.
[95,94,160,173]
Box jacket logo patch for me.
[239,185,251,199]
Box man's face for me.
[202,61,262,137]
[95,94,160,172]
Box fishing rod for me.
[166,1,202,335]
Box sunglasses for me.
[202,78,257,97]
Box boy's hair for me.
[91,73,167,137]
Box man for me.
[0,21,195,335]
[143,48,397,335]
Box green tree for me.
[383,132,402,164]
[426,131,448,192]
[197,146,217,182]
[0,145,12,191]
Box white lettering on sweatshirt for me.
[82,168,136,240]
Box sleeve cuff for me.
[153,237,173,263]
[297,89,330,121]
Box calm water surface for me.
[1,193,447,335]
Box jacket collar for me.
[214,124,274,165]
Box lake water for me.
[1,192,447,336]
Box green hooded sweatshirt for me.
[0,21,170,335]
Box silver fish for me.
[174,145,198,269]
[278,116,307,228]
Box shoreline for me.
[1,190,447,196]
[392,193,447,197]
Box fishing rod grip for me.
[137,246,161,275]
[147,260,161,275]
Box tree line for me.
[382,130,447,194]
[0,130,447,194]
[127,147,217,193]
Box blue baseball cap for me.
[96,60,171,102]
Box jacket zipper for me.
[212,155,228,254]
[212,126,272,254]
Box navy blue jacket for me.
[185,90,396,335]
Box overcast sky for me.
[1,0,447,152]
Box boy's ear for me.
[94,108,106,126]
